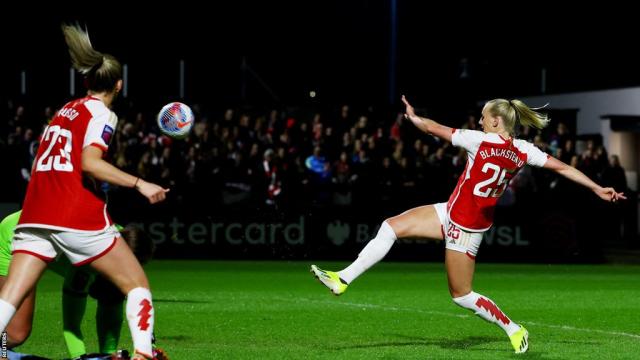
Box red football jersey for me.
[447,129,549,231]
[18,96,118,232]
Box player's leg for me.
[0,275,35,348]
[96,298,123,354]
[0,229,56,348]
[0,254,48,334]
[340,204,444,282]
[55,227,154,359]
[89,237,153,359]
[0,239,37,348]
[90,277,125,354]
[61,265,93,358]
[446,249,528,353]
[311,204,443,294]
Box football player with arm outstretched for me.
[311,95,625,354]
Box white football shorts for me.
[434,202,483,259]
[12,225,119,266]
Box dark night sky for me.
[4,2,639,115]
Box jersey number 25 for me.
[473,162,511,198]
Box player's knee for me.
[384,218,404,238]
[109,269,149,295]
[7,326,32,347]
[132,274,149,290]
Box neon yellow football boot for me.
[510,325,529,354]
[310,265,348,296]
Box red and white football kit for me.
[434,129,549,258]
[13,96,120,264]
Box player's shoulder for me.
[513,137,549,166]
[454,128,484,136]
[453,129,487,142]
[512,138,537,152]
[57,96,111,122]
[79,97,117,128]
[82,96,111,118]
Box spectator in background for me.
[336,105,352,136]
[332,151,352,186]
[377,157,397,203]
[391,140,404,164]
[262,148,282,207]
[331,151,353,206]
[603,155,627,192]
[561,138,575,164]
[594,145,609,179]
[340,132,353,155]
[549,122,570,154]
[305,146,331,202]
[461,113,478,131]
[390,112,403,142]
[305,146,328,175]
[355,115,370,139]
[602,154,631,244]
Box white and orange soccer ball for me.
[157,102,194,139]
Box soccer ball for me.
[157,102,194,139]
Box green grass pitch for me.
[14,261,640,359]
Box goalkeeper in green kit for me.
[0,211,168,359]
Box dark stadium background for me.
[4,3,640,109]
[1,3,638,263]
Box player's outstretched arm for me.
[544,156,626,202]
[402,95,453,142]
[81,146,169,204]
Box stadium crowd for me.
[1,99,629,215]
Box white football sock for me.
[453,291,521,336]
[0,298,16,333]
[126,287,154,358]
[338,221,397,284]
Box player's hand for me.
[137,179,170,204]
[401,95,425,131]
[596,187,626,202]
[401,95,418,122]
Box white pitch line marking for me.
[282,296,640,340]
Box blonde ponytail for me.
[62,24,122,93]
[486,99,550,135]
